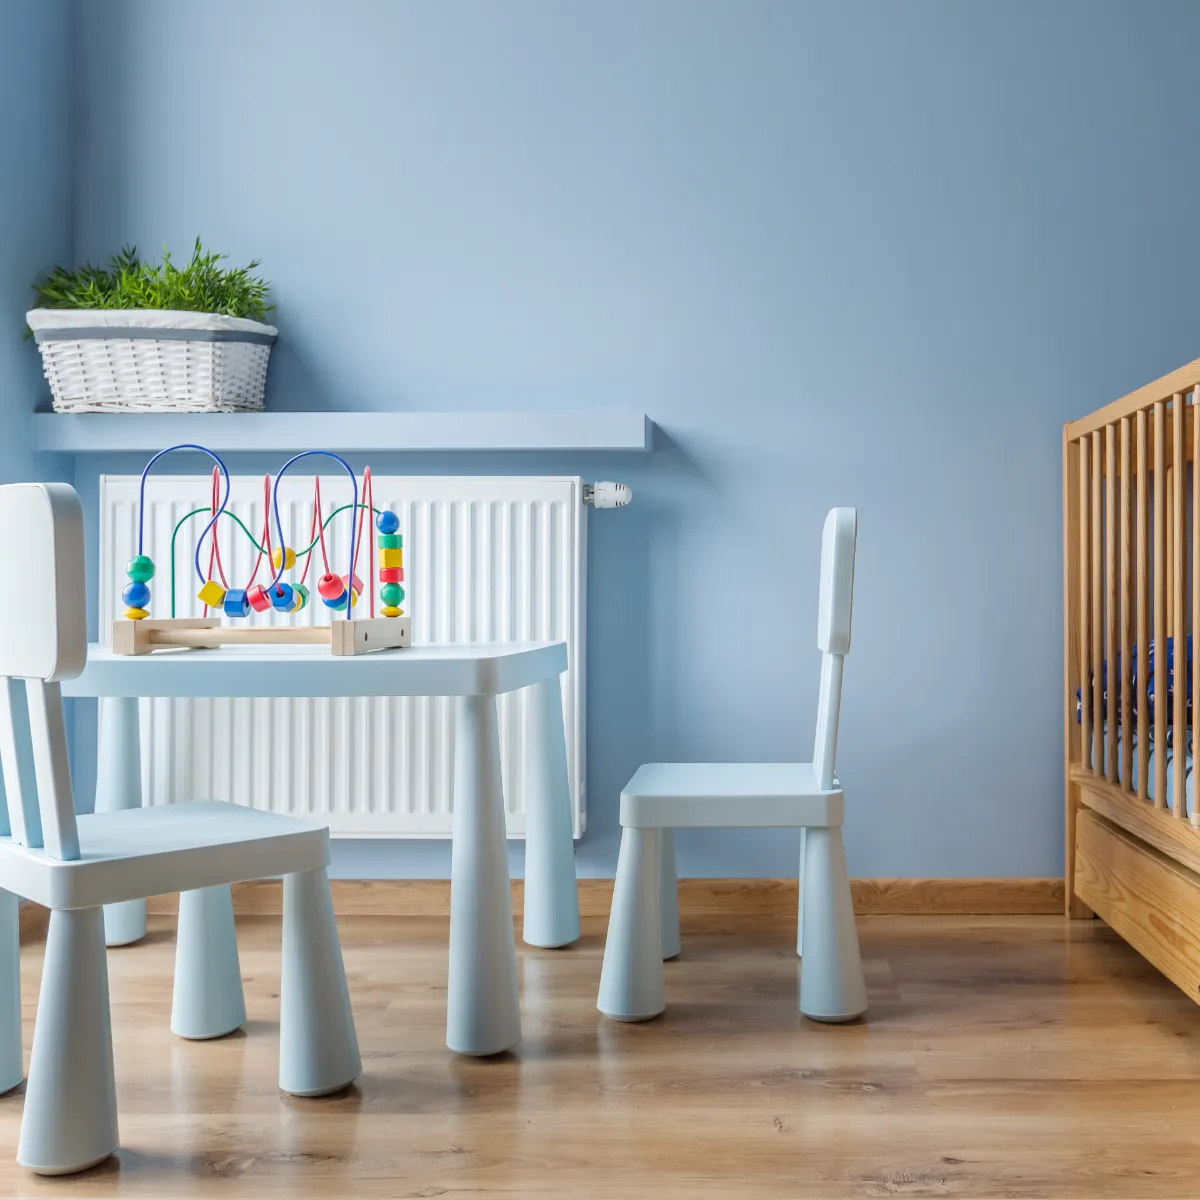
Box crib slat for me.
[1137,408,1149,800]
[1106,424,1118,782]
[1166,465,1175,636]
[1120,416,1132,790]
[1190,384,1200,825]
[1155,399,1167,807]
[1093,431,1104,780]
[1078,433,1091,782]
[1174,395,1187,819]
[1193,387,1200,827]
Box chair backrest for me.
[812,507,856,789]
[0,483,87,859]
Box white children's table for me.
[62,641,580,1056]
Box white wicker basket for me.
[27,308,278,413]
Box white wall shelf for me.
[35,410,653,454]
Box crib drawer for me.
[1075,809,1200,1003]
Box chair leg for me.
[597,827,665,1021]
[796,827,806,958]
[279,868,361,1097]
[799,826,867,1022]
[0,890,21,1095]
[659,828,681,961]
[95,697,147,948]
[171,885,246,1040]
[19,907,118,1175]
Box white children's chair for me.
[0,482,361,1175]
[597,507,867,1025]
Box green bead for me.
[127,554,155,583]
[379,582,404,607]
[377,533,401,549]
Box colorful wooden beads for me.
[270,583,294,611]
[127,555,155,583]
[317,573,361,610]
[197,579,227,608]
[122,581,150,610]
[290,583,310,612]
[246,584,272,613]
[317,573,346,606]
[223,588,250,618]
[317,573,343,603]
[376,514,403,618]
[123,554,156,619]
[271,546,297,571]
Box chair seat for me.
[0,801,329,910]
[619,762,843,830]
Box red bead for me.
[379,567,404,583]
[246,584,271,612]
[317,573,345,601]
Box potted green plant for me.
[28,239,277,413]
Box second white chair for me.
[597,507,868,1025]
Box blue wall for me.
[0,0,72,486]
[58,1,1200,878]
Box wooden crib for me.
[1065,356,1200,1003]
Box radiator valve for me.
[584,481,633,508]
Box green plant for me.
[32,238,273,321]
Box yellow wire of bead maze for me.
[113,444,411,657]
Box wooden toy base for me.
[111,617,412,657]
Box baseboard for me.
[139,876,1064,919]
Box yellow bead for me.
[271,546,297,571]
[381,605,401,617]
[124,607,149,620]
[197,580,227,608]
[378,547,403,569]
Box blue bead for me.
[122,580,150,609]
[270,583,294,611]
[322,588,349,610]
[375,510,399,535]
[223,588,250,618]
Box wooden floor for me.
[1,912,1199,1198]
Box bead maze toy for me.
[112,444,412,656]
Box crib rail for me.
[1065,364,1200,914]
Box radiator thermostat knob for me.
[584,481,633,508]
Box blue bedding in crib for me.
[1077,636,1193,728]
[1079,637,1196,814]
[1089,727,1194,817]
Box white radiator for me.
[98,474,586,838]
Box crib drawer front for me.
[1075,808,1200,1003]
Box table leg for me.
[521,675,580,948]
[447,693,520,1055]
[95,698,147,947]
